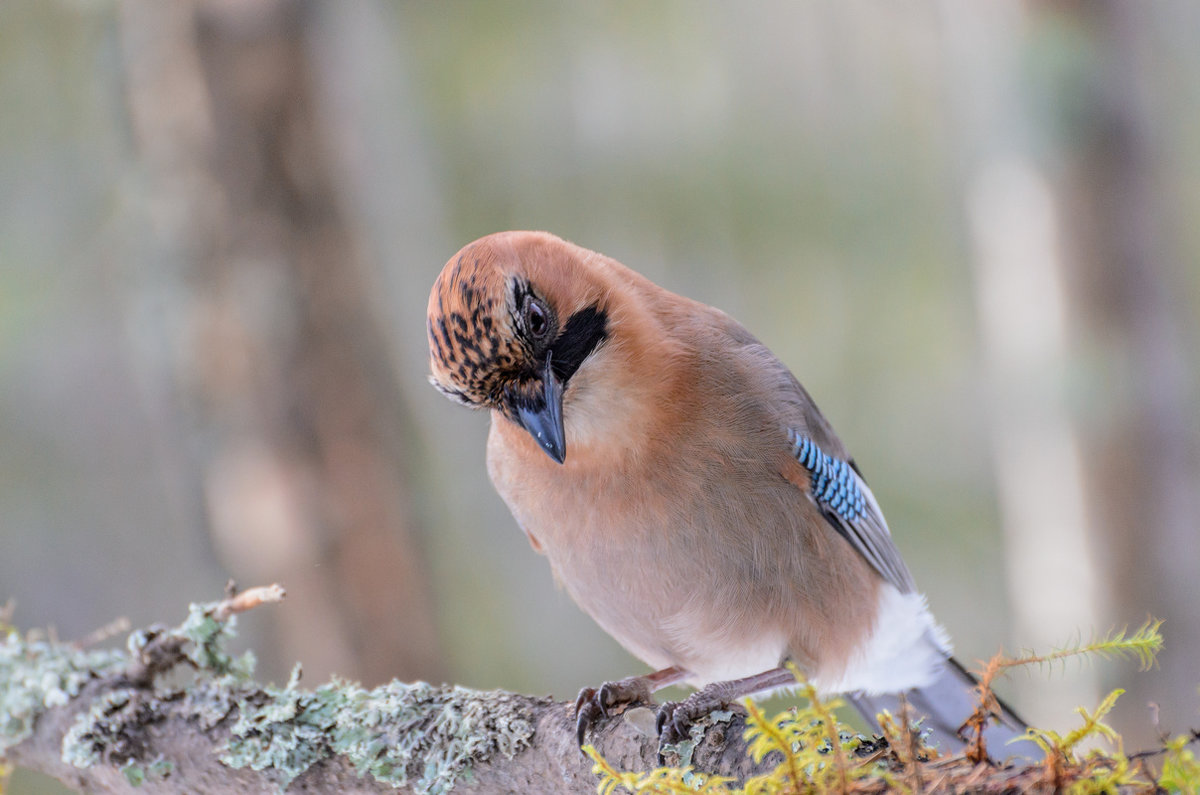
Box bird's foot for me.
[655,688,747,747]
[574,675,655,747]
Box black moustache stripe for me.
[549,306,608,383]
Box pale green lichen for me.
[6,597,537,794]
[658,709,735,772]
[0,632,126,754]
[222,678,537,794]
[62,688,140,768]
[5,600,540,792]
[183,677,248,731]
[120,757,174,786]
[58,676,253,779]
[176,604,255,679]
[56,599,256,774]
[121,602,255,681]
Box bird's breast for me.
[484,410,819,682]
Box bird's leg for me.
[656,666,798,746]
[575,666,689,746]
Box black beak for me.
[515,352,566,464]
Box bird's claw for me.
[573,677,654,748]
[654,699,690,746]
[655,691,746,753]
[574,688,604,747]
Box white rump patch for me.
[814,585,952,696]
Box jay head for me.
[427,230,1036,759]
[426,231,614,464]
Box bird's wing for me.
[715,321,916,593]
[785,427,916,593]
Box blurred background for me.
[3,0,1199,789]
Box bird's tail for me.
[847,656,1041,761]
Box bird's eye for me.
[525,298,549,339]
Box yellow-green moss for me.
[587,622,1199,795]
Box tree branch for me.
[1,589,767,793]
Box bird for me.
[426,230,1033,759]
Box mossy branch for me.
[0,587,773,794]
[3,595,1194,795]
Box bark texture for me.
[4,671,763,795]
[1,594,767,794]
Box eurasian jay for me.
[427,230,1031,757]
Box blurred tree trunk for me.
[950,0,1200,744]
[118,0,443,685]
[1054,0,1200,748]
[942,0,1104,728]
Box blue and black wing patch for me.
[791,433,868,523]
[787,429,915,593]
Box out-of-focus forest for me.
[2,1,1198,790]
